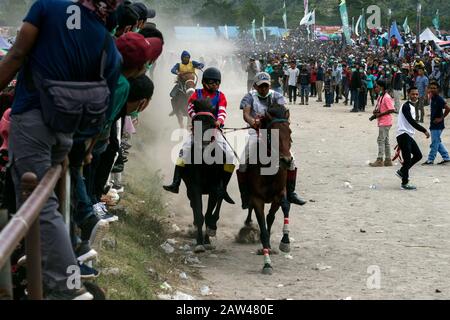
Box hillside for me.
[148,0,448,30]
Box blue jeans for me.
[69,141,95,226]
[325,91,334,105]
[428,130,450,162]
[300,85,310,98]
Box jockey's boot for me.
[219,165,235,205]
[163,165,183,194]
[236,170,250,210]
[287,168,307,206]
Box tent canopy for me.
[174,27,218,41]
[419,27,441,42]
[264,27,282,37]
[218,26,239,39]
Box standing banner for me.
[283,1,288,30]
[403,17,410,34]
[262,16,267,41]
[339,0,352,45]
[432,9,439,31]
[224,24,229,40]
[355,15,362,37]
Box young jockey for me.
[171,50,204,76]
[237,72,307,209]
[163,67,235,204]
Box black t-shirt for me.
[430,95,447,131]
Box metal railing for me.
[0,164,68,300]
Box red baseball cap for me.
[116,32,163,69]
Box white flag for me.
[262,16,267,41]
[224,24,229,40]
[282,1,287,29]
[355,15,362,37]
[300,10,314,26]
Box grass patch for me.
[95,171,184,300]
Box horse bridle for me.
[178,74,199,94]
[193,112,216,121]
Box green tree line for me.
[0,0,448,32]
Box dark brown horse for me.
[246,105,293,275]
[171,72,198,128]
[181,99,227,253]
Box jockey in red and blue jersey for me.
[163,67,235,204]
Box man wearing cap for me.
[132,2,156,31]
[236,72,307,209]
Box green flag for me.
[251,19,256,41]
[432,10,439,31]
[402,17,410,34]
[339,0,351,45]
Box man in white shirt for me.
[285,61,300,104]
[395,86,430,190]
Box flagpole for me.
[416,2,421,54]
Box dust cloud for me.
[132,18,248,179]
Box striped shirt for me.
[187,89,228,125]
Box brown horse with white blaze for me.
[246,104,293,275]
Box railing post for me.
[0,208,12,300]
[22,172,43,300]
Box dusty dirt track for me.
[143,67,450,299]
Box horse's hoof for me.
[194,245,206,253]
[279,242,291,253]
[204,244,216,251]
[262,265,273,275]
[206,227,217,238]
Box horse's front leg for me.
[176,113,184,129]
[253,198,272,275]
[245,207,253,227]
[191,188,205,253]
[279,197,291,253]
[267,201,281,248]
[205,191,220,236]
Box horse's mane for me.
[193,98,215,114]
[178,72,196,81]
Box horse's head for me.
[192,98,217,147]
[178,72,197,96]
[262,104,292,169]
